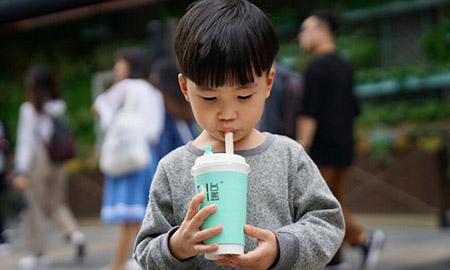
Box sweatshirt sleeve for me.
[271,148,345,270]
[133,162,197,270]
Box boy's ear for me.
[265,68,276,99]
[178,73,190,102]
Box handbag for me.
[99,88,150,176]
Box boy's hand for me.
[217,225,280,270]
[169,192,223,260]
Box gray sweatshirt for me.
[134,133,344,270]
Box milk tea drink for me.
[191,133,249,260]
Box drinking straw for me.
[225,132,234,154]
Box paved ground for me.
[1,215,450,270]
[0,219,116,270]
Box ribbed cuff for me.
[269,232,299,270]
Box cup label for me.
[194,171,247,245]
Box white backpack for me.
[99,88,150,176]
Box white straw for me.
[225,132,234,154]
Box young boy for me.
[133,1,344,269]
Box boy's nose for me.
[218,106,237,121]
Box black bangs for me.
[174,0,279,88]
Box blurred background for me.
[0,0,450,269]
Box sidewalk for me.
[1,214,450,270]
[0,219,116,270]
[341,214,450,270]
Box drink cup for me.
[191,147,249,260]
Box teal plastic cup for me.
[192,147,249,260]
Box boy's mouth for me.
[220,129,237,138]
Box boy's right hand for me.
[169,192,223,261]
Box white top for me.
[94,78,165,144]
[14,99,66,174]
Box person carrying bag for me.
[91,47,165,270]
[100,88,150,177]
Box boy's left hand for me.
[216,224,279,270]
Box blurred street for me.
[1,215,450,270]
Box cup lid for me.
[194,153,247,166]
[192,146,249,176]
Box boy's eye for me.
[202,97,216,101]
[238,95,252,100]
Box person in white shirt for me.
[92,47,165,270]
[13,65,86,270]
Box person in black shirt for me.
[296,10,385,270]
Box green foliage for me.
[421,23,450,64]
[357,66,420,83]
[354,20,450,84]
[406,127,446,153]
[61,72,95,157]
[279,31,380,73]
[367,127,396,165]
[0,81,23,141]
[357,99,450,126]
[90,39,147,71]
[357,124,448,166]
[269,8,302,40]
[278,41,311,73]
[337,31,380,70]
[340,0,396,10]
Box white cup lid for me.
[192,153,249,176]
[195,153,246,166]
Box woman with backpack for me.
[92,47,165,270]
[13,65,86,270]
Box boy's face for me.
[179,68,275,144]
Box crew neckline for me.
[185,132,275,157]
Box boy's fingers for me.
[193,225,223,242]
[244,224,270,240]
[188,204,217,230]
[220,251,258,266]
[217,258,240,268]
[193,243,219,254]
[185,192,205,221]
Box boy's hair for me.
[115,47,152,80]
[309,10,340,34]
[174,0,279,87]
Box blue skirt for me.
[100,145,158,224]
